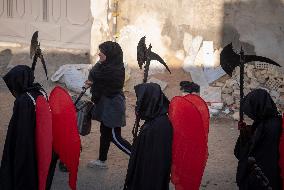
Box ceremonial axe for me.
[137,36,171,83]
[30,31,48,80]
[220,43,281,122]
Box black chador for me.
[0,65,45,190]
[234,89,282,190]
[124,83,173,190]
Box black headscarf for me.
[3,65,42,97]
[99,41,123,65]
[88,41,125,101]
[242,89,279,121]
[131,83,169,141]
[134,82,169,121]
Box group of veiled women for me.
[0,41,283,190]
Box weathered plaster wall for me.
[90,0,109,62]
[90,0,284,68]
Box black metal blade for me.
[220,43,239,76]
[137,36,147,69]
[30,31,38,59]
[244,55,281,67]
[220,43,281,77]
[148,51,171,74]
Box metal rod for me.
[239,47,245,122]
[74,87,87,106]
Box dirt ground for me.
[0,46,239,190]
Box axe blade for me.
[148,51,171,74]
[220,43,281,76]
[30,31,39,59]
[220,43,240,76]
[137,36,147,69]
[244,55,281,67]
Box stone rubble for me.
[211,62,284,117]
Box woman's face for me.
[98,50,106,62]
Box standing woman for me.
[124,83,173,190]
[0,65,47,190]
[85,41,131,168]
[234,89,282,190]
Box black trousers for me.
[99,123,131,161]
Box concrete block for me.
[222,87,233,94]
[224,96,234,106]
[260,70,267,75]
[227,79,238,86]
[245,64,255,71]
[232,112,240,121]
[279,95,284,105]
[244,74,250,82]
[257,77,267,84]
[200,86,221,103]
[278,88,284,93]
[233,83,240,90]
[246,68,255,79]
[248,79,260,89]
[210,102,224,110]
[214,82,225,87]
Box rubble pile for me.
[212,62,284,117]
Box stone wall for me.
[90,0,284,69]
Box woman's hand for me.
[84,80,93,89]
[238,121,246,130]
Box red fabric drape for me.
[169,96,209,190]
[49,86,81,190]
[36,96,53,190]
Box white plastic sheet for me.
[51,64,92,96]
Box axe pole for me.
[239,48,245,122]
[143,61,150,83]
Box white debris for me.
[210,102,224,110]
[222,108,230,114]
[232,112,240,121]
[209,108,219,117]
[183,56,209,87]
[200,86,222,103]
[203,66,226,84]
[223,95,234,106]
[51,64,92,96]
[202,41,214,68]
[213,49,222,68]
[222,87,233,94]
[214,82,224,87]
